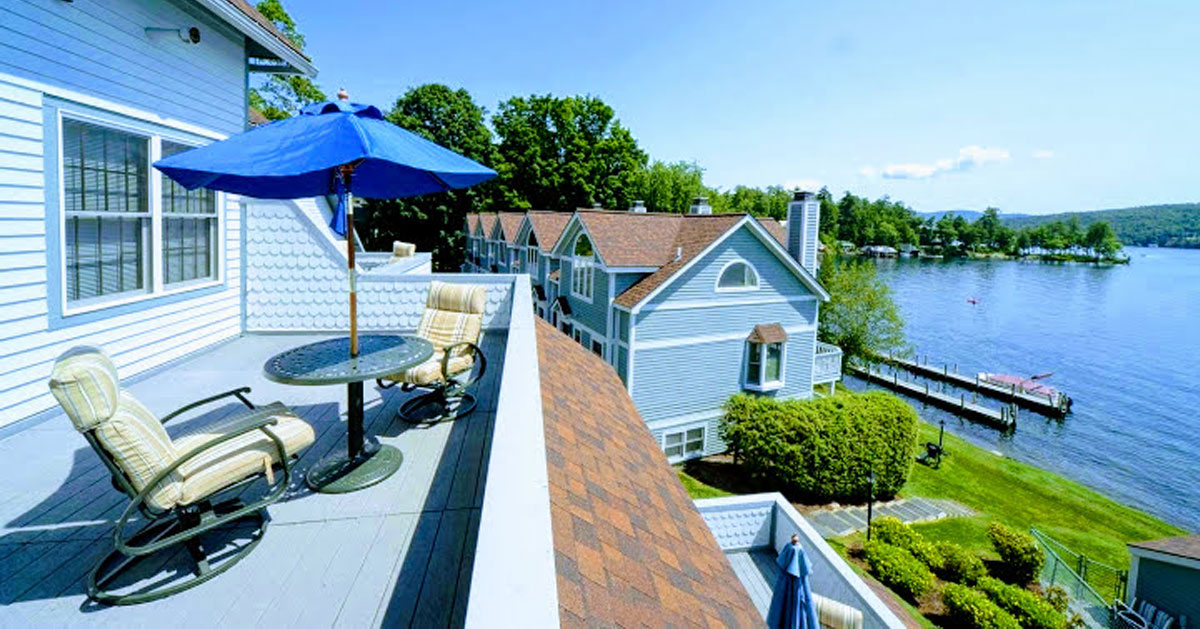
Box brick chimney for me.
[629,200,647,213]
[786,189,819,274]
[688,196,712,215]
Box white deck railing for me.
[814,341,844,384]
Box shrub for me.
[936,540,988,585]
[943,583,1021,629]
[862,541,935,601]
[987,523,1044,584]
[869,516,943,570]
[720,391,918,502]
[976,577,1066,629]
[1043,585,1069,613]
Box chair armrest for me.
[160,387,255,424]
[441,341,487,387]
[114,412,289,556]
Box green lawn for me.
[676,468,733,499]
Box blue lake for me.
[844,247,1199,531]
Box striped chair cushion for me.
[391,352,475,386]
[813,593,864,629]
[48,346,121,431]
[173,403,315,506]
[94,391,183,512]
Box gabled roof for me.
[526,212,572,253]
[760,218,787,245]
[747,323,788,344]
[572,210,688,267]
[497,212,525,245]
[192,0,317,76]
[478,213,497,237]
[535,319,760,626]
[466,213,479,233]
[1129,535,1200,562]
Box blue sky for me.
[285,1,1199,215]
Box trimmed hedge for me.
[977,577,1066,629]
[869,516,943,570]
[943,583,1021,629]
[721,391,918,502]
[987,523,1044,584]
[935,540,988,585]
[862,541,935,601]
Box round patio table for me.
[263,334,433,494]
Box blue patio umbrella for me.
[154,92,496,357]
[766,534,820,629]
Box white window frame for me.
[715,259,760,293]
[57,109,224,316]
[743,341,785,392]
[663,426,706,462]
[525,233,539,270]
[571,233,595,302]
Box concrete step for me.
[807,497,975,538]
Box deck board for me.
[0,332,506,628]
[727,549,778,620]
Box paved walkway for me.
[807,497,974,538]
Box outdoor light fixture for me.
[144,26,202,44]
[865,470,876,541]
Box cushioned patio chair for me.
[391,240,416,259]
[48,347,315,605]
[377,281,488,425]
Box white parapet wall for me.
[696,493,904,629]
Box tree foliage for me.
[629,161,708,213]
[248,0,326,121]
[817,258,906,365]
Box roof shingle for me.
[747,323,788,344]
[612,214,745,308]
[527,211,573,252]
[497,212,525,244]
[1129,535,1200,561]
[536,319,760,627]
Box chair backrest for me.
[49,347,182,510]
[392,240,416,259]
[416,281,485,356]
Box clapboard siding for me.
[0,0,245,135]
[635,300,816,343]
[554,221,609,339]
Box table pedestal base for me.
[305,442,403,494]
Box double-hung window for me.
[663,427,705,460]
[745,341,784,391]
[525,233,539,270]
[59,116,221,313]
[571,234,595,301]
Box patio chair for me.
[391,240,416,259]
[813,593,864,629]
[376,281,488,425]
[48,346,315,605]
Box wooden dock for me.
[848,364,1016,430]
[873,353,1071,417]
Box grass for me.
[676,468,732,499]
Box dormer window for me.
[744,323,786,392]
[526,232,539,269]
[571,233,595,302]
[717,260,759,291]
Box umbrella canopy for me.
[154,99,496,200]
[766,536,820,629]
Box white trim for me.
[639,294,816,313]
[635,324,816,350]
[646,408,723,431]
[3,71,227,140]
[1125,555,1140,605]
[743,340,786,391]
[191,0,318,77]
[661,424,707,463]
[609,266,660,273]
[626,318,637,393]
[1127,546,1200,571]
[714,258,760,293]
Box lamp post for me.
[866,470,876,541]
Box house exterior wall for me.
[555,221,610,343]
[1131,557,1200,624]
[0,0,248,429]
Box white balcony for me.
[814,341,844,385]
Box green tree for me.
[817,187,839,237]
[248,0,326,121]
[1084,221,1122,259]
[630,160,707,213]
[491,95,647,211]
[357,84,496,270]
[818,259,906,366]
[722,185,791,219]
[975,207,1003,249]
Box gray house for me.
[1126,535,1199,628]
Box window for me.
[526,232,539,269]
[664,427,705,460]
[571,234,595,300]
[591,340,603,357]
[161,141,217,285]
[717,260,759,291]
[61,119,151,303]
[745,342,784,391]
[572,327,583,344]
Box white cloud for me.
[860,145,1011,180]
[784,178,823,192]
[1032,149,1055,159]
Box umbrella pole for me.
[342,165,358,358]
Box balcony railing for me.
[814,341,844,384]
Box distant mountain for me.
[1003,203,1200,248]
[914,209,1029,222]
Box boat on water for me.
[978,372,1072,410]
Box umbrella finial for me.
[791,533,800,545]
[337,87,350,101]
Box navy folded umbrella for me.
[766,534,820,629]
[154,93,496,357]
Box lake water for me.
[843,247,1199,531]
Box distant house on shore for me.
[1125,535,1200,628]
[861,245,899,258]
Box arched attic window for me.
[717,260,759,291]
[571,233,595,301]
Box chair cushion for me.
[49,346,121,430]
[389,352,474,386]
[426,281,485,314]
[813,593,863,629]
[416,282,485,359]
[173,403,315,506]
[94,391,182,511]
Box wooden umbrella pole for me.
[342,164,358,357]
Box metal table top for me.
[262,335,433,386]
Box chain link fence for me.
[1032,529,1126,628]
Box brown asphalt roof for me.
[761,218,787,245]
[477,213,497,237]
[1129,535,1200,561]
[535,319,760,627]
[222,0,310,60]
[575,210,687,267]
[497,212,525,244]
[466,213,479,233]
[747,323,788,344]
[527,211,572,252]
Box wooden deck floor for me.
[0,332,505,628]
[726,549,777,620]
